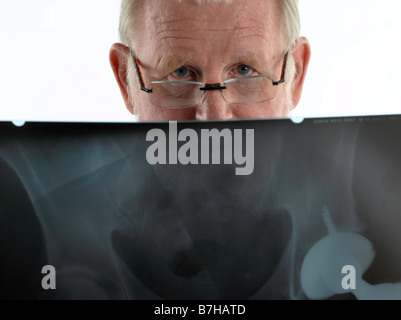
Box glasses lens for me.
[148,82,201,109]
[224,76,277,104]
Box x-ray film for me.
[1,116,401,300]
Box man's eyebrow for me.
[234,53,263,69]
[157,56,193,75]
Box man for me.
[110,0,310,121]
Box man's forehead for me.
[143,0,281,34]
[136,0,284,75]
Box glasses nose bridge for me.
[200,82,226,91]
[199,82,227,98]
[198,82,230,109]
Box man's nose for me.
[195,89,233,120]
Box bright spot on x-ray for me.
[291,117,304,124]
[12,120,26,127]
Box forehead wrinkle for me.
[157,22,268,36]
[238,33,271,42]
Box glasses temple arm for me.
[130,48,153,93]
[272,51,289,86]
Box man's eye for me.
[236,65,253,76]
[172,66,189,78]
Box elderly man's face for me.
[111,0,310,121]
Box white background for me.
[1,1,401,122]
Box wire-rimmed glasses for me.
[131,49,289,109]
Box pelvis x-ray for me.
[1,116,401,300]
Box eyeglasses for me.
[131,49,288,109]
